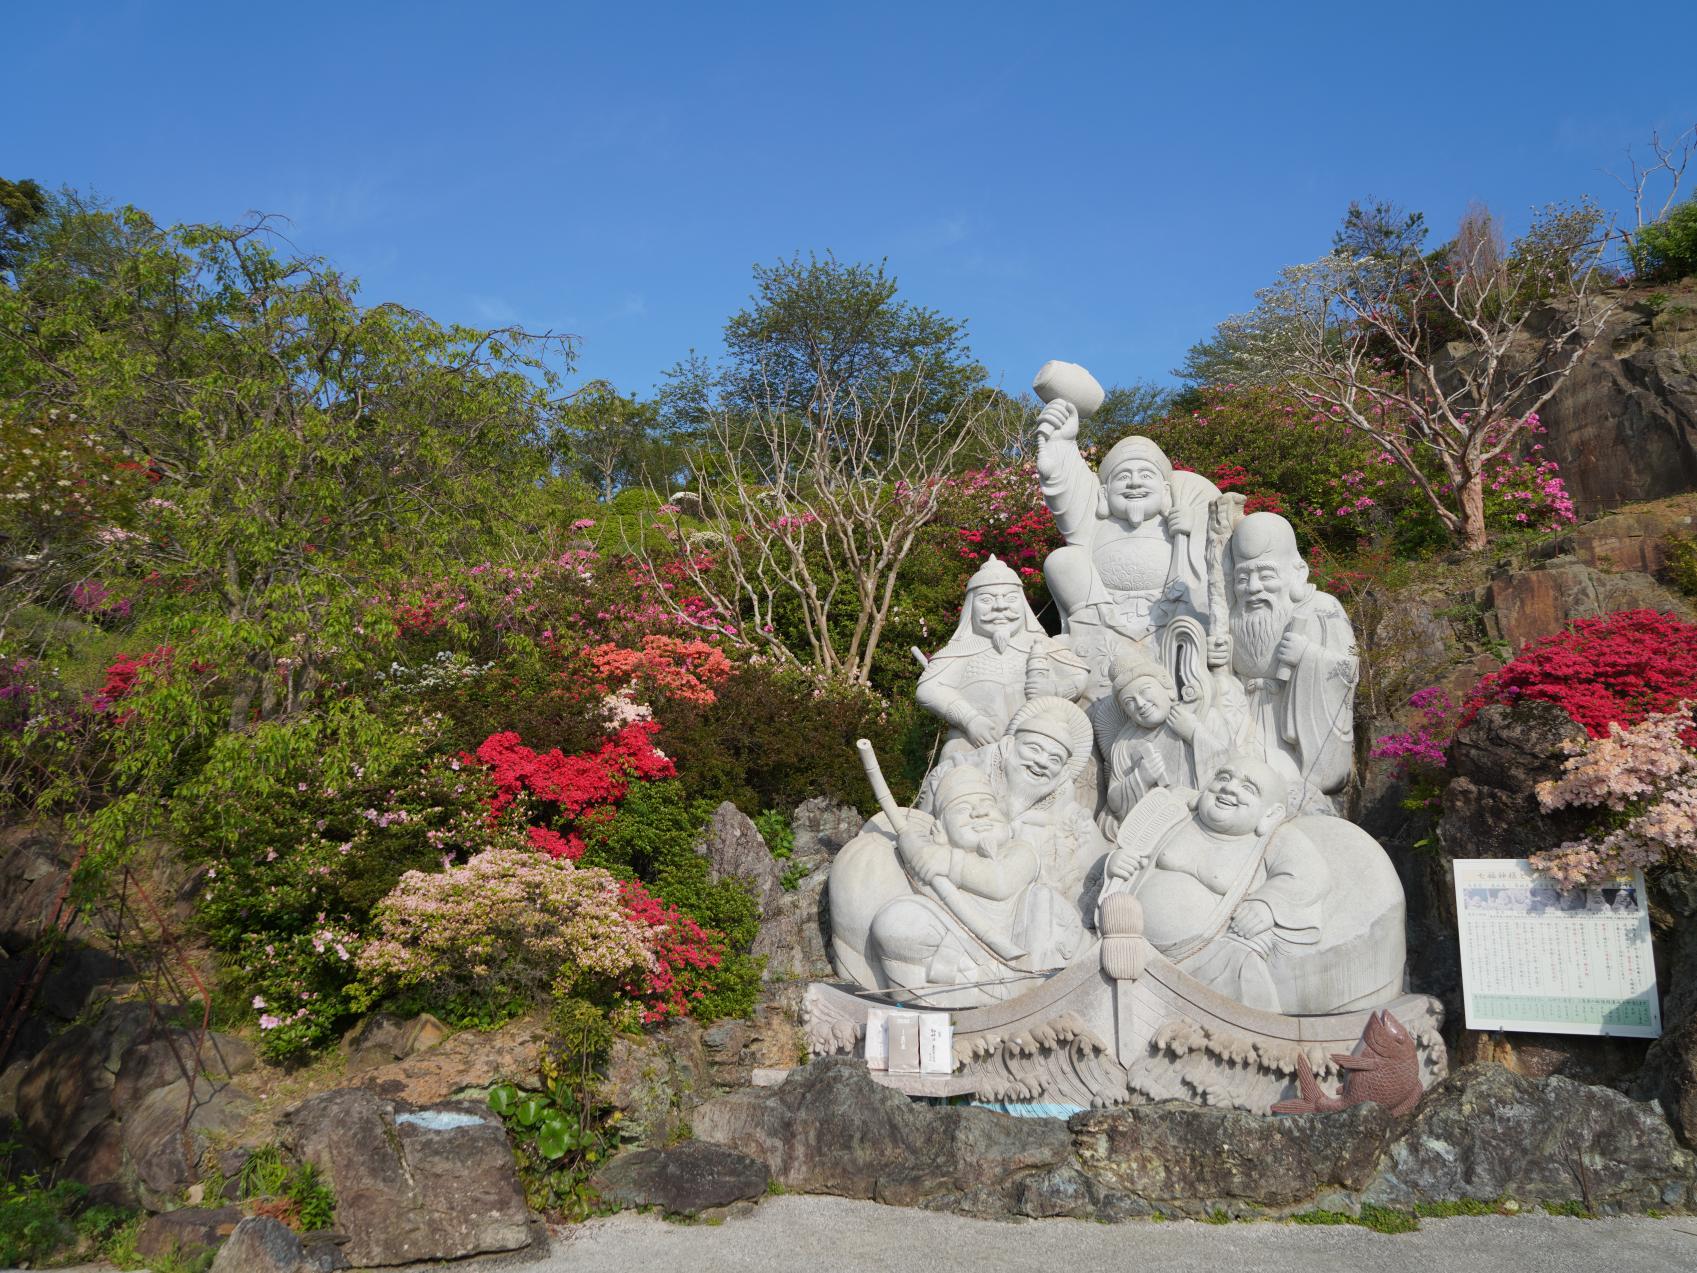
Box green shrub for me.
[579,780,762,1021]
[1664,531,1697,599]
[0,1174,83,1266]
[650,663,931,813]
[178,700,518,1061]
[353,847,655,1020]
[1629,197,1697,284]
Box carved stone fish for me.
[1271,1009,1423,1117]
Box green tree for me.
[553,379,670,500]
[0,177,48,279]
[1,207,571,735]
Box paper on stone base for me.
[864,1007,889,1070]
[920,1014,954,1075]
[1454,858,1661,1038]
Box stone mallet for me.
[1032,360,1105,428]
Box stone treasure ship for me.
[808,360,1447,1114]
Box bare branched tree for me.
[1256,204,1616,549]
[630,370,1023,686]
[1612,123,1696,234]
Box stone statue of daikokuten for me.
[1031,362,1220,685]
[915,555,1047,757]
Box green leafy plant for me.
[236,1145,335,1232]
[0,1173,84,1266]
[754,808,795,859]
[487,1079,617,1222]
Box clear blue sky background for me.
[8,2,1694,399]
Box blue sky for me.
[9,2,1694,398]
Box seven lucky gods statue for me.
[815,360,1446,1116]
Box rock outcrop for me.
[1538,287,1697,516]
[279,1088,532,1268]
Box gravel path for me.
[529,1195,1697,1273]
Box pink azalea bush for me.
[1531,702,1697,886]
[355,847,657,1015]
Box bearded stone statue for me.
[916,555,1047,756]
[1226,513,1358,812]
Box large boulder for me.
[15,1023,116,1161]
[209,1216,347,1273]
[1070,1100,1397,1219]
[691,1058,1070,1212]
[1482,559,1691,653]
[697,802,783,912]
[753,860,834,980]
[600,1019,714,1147]
[122,1076,257,1211]
[278,1088,531,1267]
[590,1141,769,1216]
[112,1029,255,1114]
[1439,701,1589,865]
[1536,287,1697,515]
[134,1205,243,1264]
[790,797,864,861]
[1365,1063,1696,1212]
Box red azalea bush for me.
[1463,610,1697,737]
[618,879,725,1021]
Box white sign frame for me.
[1453,858,1660,1038]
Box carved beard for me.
[1232,601,1293,679]
[1007,761,1060,811]
[986,621,1017,655]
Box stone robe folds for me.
[1109,812,1328,1012]
[1244,592,1357,809]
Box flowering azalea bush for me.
[1530,702,1697,886]
[1372,686,1454,778]
[1464,610,1697,737]
[354,848,659,1018]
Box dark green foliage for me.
[649,663,933,814]
[0,1174,82,1266]
[579,779,762,1021]
[1629,198,1697,283]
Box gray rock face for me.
[697,801,783,911]
[751,860,833,981]
[112,1029,256,1114]
[1537,288,1697,515]
[16,1023,115,1161]
[209,1215,346,1273]
[1365,1064,1696,1212]
[279,1088,531,1267]
[122,1076,257,1211]
[591,1141,770,1215]
[1072,1101,1397,1218]
[1483,559,1692,653]
[692,1058,1071,1212]
[601,1019,714,1147]
[790,797,864,860]
[135,1205,243,1262]
[1439,701,1589,864]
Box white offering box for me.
[864,1008,890,1070]
[886,1011,922,1075]
[919,1013,954,1075]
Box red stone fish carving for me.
[1271,1009,1423,1117]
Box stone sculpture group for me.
[818,361,1444,1114]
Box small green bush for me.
[1629,198,1697,284]
[0,1174,83,1266]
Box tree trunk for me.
[1460,473,1487,551]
